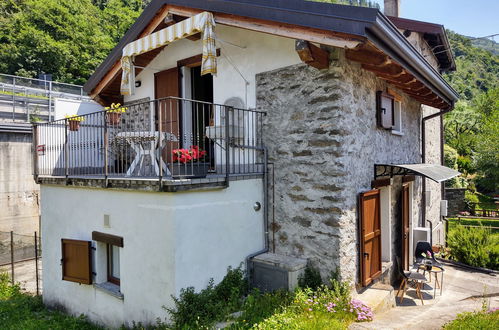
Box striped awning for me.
[121,11,217,96]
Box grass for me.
[447,217,499,235]
[0,273,102,330]
[444,309,499,329]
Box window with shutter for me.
[376,91,394,130]
[61,239,92,285]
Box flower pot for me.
[106,112,122,126]
[170,162,209,178]
[68,120,80,132]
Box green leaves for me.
[0,0,143,84]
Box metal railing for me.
[0,73,89,123]
[34,97,265,182]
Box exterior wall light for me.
[253,202,261,211]
[135,80,141,88]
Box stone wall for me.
[445,188,466,216]
[0,132,40,235]
[257,49,424,283]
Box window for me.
[92,231,123,287]
[392,100,403,134]
[107,244,120,285]
[376,90,403,134]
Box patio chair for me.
[396,256,427,305]
[414,241,445,297]
[414,241,444,269]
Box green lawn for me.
[0,274,102,330]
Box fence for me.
[465,202,499,218]
[0,73,89,123]
[0,231,41,295]
[34,97,265,181]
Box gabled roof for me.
[388,16,456,73]
[84,0,459,108]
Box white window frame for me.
[391,100,403,135]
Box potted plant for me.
[65,115,85,132]
[170,146,209,178]
[105,103,127,126]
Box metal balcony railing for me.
[33,97,265,182]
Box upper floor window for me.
[376,91,403,135]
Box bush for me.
[444,309,499,330]
[464,190,480,212]
[166,266,247,329]
[447,224,499,270]
[232,289,293,328]
[298,264,323,289]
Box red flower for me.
[172,146,206,163]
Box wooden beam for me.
[402,175,416,183]
[167,5,363,49]
[345,47,389,66]
[92,231,124,247]
[371,178,392,189]
[362,63,403,76]
[295,40,329,70]
[90,5,171,98]
[177,48,221,67]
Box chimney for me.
[384,0,400,17]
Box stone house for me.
[35,0,460,326]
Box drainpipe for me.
[421,103,454,227]
[245,146,269,284]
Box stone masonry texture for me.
[257,49,429,284]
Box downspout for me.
[421,103,454,227]
[245,147,269,283]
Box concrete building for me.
[35,0,459,326]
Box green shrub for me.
[464,190,480,212]
[298,264,323,289]
[231,289,293,328]
[0,273,21,299]
[166,266,247,329]
[447,224,499,270]
[444,309,499,330]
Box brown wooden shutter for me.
[61,239,92,285]
[376,91,394,129]
[359,190,382,287]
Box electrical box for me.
[413,227,431,250]
[251,253,307,292]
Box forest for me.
[0,0,497,193]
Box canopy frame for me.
[374,163,460,183]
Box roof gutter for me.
[366,13,459,107]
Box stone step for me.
[354,282,395,315]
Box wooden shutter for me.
[359,190,382,287]
[376,91,394,129]
[61,239,92,285]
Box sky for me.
[372,0,499,38]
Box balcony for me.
[33,97,265,191]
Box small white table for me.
[115,131,178,177]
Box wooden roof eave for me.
[346,41,452,109]
[90,4,366,104]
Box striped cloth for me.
[121,12,217,96]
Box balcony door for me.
[154,67,180,162]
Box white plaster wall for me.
[124,24,301,109]
[54,98,103,120]
[41,179,264,327]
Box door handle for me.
[364,252,369,258]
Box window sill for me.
[94,282,124,300]
[391,130,404,136]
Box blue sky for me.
[372,0,499,38]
